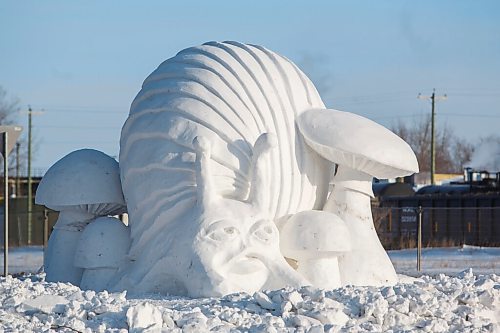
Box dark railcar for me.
[373,172,500,248]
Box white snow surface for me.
[388,246,500,277]
[2,246,499,331]
[3,245,500,276]
[0,246,43,275]
[1,270,498,332]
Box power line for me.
[370,114,423,120]
[442,113,500,118]
[31,104,128,113]
[369,112,500,120]
[335,97,411,105]
[43,141,119,144]
[38,125,122,130]
[331,91,417,100]
[449,93,500,97]
[42,109,127,115]
[444,89,500,96]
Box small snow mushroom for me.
[280,210,350,289]
[35,149,126,285]
[75,216,130,291]
[297,109,418,286]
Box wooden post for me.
[43,209,49,248]
[417,206,423,272]
[0,126,22,276]
[3,132,8,276]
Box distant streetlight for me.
[1,125,23,277]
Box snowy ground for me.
[0,246,44,275]
[2,245,500,277]
[388,246,500,277]
[1,247,499,332]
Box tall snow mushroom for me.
[35,149,127,285]
[297,109,419,286]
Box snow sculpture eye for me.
[251,220,277,244]
[204,220,240,242]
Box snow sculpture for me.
[115,41,331,296]
[297,109,419,285]
[74,216,130,291]
[117,134,306,296]
[38,41,418,296]
[35,149,127,285]
[279,210,351,289]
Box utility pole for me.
[418,89,447,185]
[3,132,7,276]
[27,106,33,244]
[26,107,43,244]
[1,126,23,277]
[16,143,20,197]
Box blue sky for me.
[1,0,499,172]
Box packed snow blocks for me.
[36,41,419,297]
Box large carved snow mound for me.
[38,41,419,297]
[117,42,332,293]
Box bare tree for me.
[0,86,26,174]
[0,86,21,124]
[392,115,473,173]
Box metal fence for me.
[373,206,500,250]
[2,205,500,250]
[0,208,58,247]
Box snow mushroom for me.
[279,210,350,289]
[74,216,130,291]
[296,109,419,286]
[35,149,127,285]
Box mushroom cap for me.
[36,149,126,212]
[280,210,351,260]
[297,109,419,179]
[74,216,130,269]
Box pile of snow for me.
[1,270,498,332]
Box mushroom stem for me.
[54,210,96,230]
[323,165,397,286]
[257,252,310,290]
[44,210,96,284]
[80,268,117,292]
[297,257,341,290]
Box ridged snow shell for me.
[120,41,331,257]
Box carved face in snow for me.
[178,134,306,296]
[194,199,280,294]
